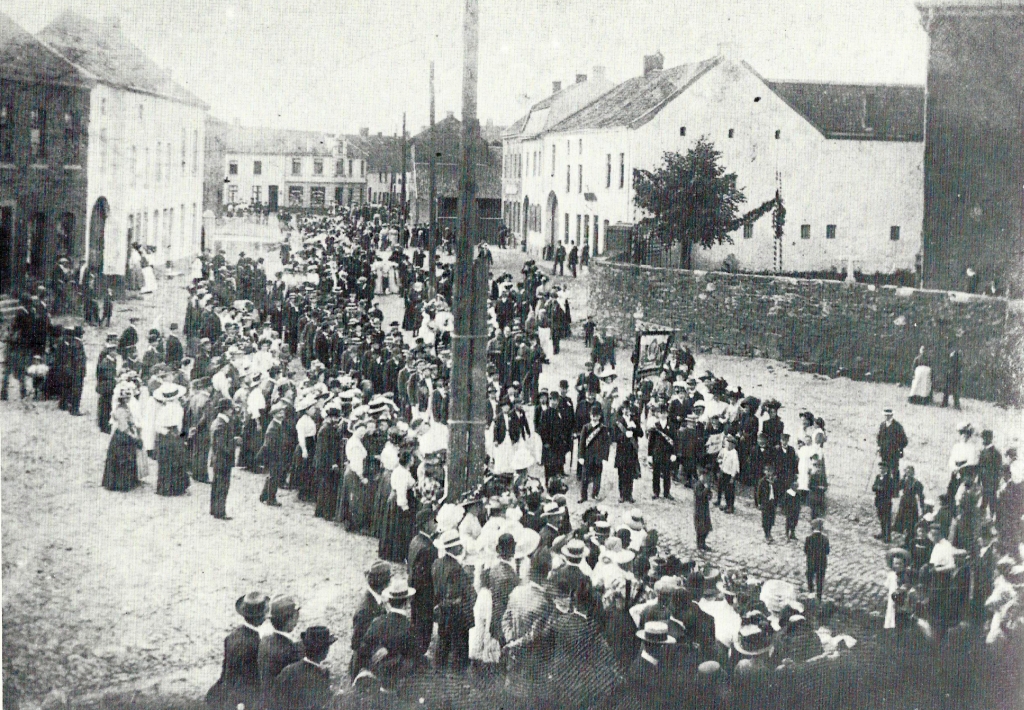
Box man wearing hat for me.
[628,620,677,687]
[354,581,423,688]
[877,408,909,478]
[96,334,119,432]
[351,561,391,675]
[803,518,830,601]
[716,435,740,513]
[549,539,596,616]
[502,549,554,674]
[206,591,269,710]
[209,398,239,520]
[272,626,336,710]
[482,533,520,646]
[407,510,438,652]
[259,596,302,703]
[648,405,678,500]
[256,403,289,507]
[432,529,476,671]
[579,404,611,503]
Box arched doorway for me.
[546,191,558,249]
[88,197,108,272]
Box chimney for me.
[446,111,454,119]
[359,127,369,137]
[643,52,664,77]
[593,65,606,79]
[552,80,562,94]
[378,132,383,137]
[576,73,587,84]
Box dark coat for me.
[877,420,909,465]
[613,417,643,472]
[579,422,611,466]
[209,414,236,474]
[408,532,437,623]
[206,625,261,709]
[432,554,476,632]
[272,659,331,710]
[258,632,303,702]
[483,559,519,643]
[351,591,386,654]
[355,611,421,683]
[647,423,678,469]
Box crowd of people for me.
[6,199,1021,708]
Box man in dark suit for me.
[576,362,601,398]
[941,346,961,409]
[354,581,422,689]
[95,335,118,432]
[432,530,476,672]
[407,511,437,652]
[628,621,676,689]
[350,562,391,675]
[209,399,238,520]
[259,595,302,706]
[977,429,1003,513]
[876,408,909,478]
[273,626,335,710]
[667,585,717,667]
[647,406,678,500]
[165,323,184,369]
[257,403,288,506]
[206,591,268,710]
[481,533,519,645]
[579,405,611,503]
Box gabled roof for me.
[222,125,338,156]
[766,81,924,142]
[505,75,617,140]
[37,11,207,109]
[549,57,722,133]
[346,133,407,173]
[0,12,93,88]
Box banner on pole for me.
[632,329,674,385]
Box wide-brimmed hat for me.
[561,539,587,563]
[301,626,337,653]
[636,620,677,644]
[514,528,541,559]
[627,509,645,531]
[602,538,635,565]
[153,382,186,403]
[295,393,317,412]
[382,580,416,602]
[236,591,270,619]
[734,625,772,656]
[885,548,912,570]
[434,529,464,553]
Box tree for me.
[633,138,746,269]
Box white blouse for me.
[154,401,184,435]
[390,465,416,510]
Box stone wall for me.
[589,259,1024,405]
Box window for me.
[292,159,301,176]
[192,130,198,176]
[229,161,238,175]
[313,159,323,175]
[775,130,781,139]
[254,160,262,175]
[578,139,582,154]
[335,186,344,204]
[130,145,137,176]
[335,160,343,177]
[228,185,239,203]
[680,127,686,136]
[310,186,326,206]
[566,165,570,194]
[181,128,187,174]
[584,214,590,244]
[144,147,150,186]
[743,223,754,239]
[800,224,811,239]
[578,164,582,193]
[288,185,304,206]
[576,214,581,241]
[58,213,75,257]
[0,105,12,162]
[138,104,144,121]
[99,98,106,116]
[63,112,80,165]
[619,154,625,189]
[360,161,365,177]
[593,215,599,247]
[890,226,901,241]
[349,159,353,176]
[606,154,611,188]
[525,152,529,176]
[551,145,556,177]
[252,185,262,203]
[826,224,836,240]
[728,128,735,138]
[565,213,570,241]
[30,108,46,160]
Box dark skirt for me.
[291,439,317,502]
[156,432,191,496]
[315,467,341,520]
[369,469,393,539]
[239,416,261,469]
[190,427,210,482]
[339,469,373,533]
[103,430,141,492]
[378,495,416,563]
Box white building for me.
[38,11,208,274]
[221,126,366,210]
[347,128,411,207]
[504,52,925,274]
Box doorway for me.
[89,197,108,272]
[546,191,558,249]
[522,196,530,239]
[268,185,279,211]
[0,205,13,293]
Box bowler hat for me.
[269,595,300,624]
[382,580,416,602]
[236,591,270,619]
[301,626,337,652]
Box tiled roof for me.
[37,11,207,109]
[346,133,407,172]
[550,58,722,132]
[0,12,93,87]
[766,81,925,142]
[222,125,337,156]
[505,76,617,139]
[413,144,502,200]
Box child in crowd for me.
[26,355,49,400]
[781,477,802,540]
[804,518,830,601]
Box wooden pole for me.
[401,112,407,227]
[448,0,487,500]
[428,60,437,296]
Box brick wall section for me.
[589,259,1024,405]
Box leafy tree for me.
[633,138,746,269]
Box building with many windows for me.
[502,51,925,274]
[347,128,410,208]
[1,11,207,291]
[220,126,366,210]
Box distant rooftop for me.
[222,125,338,156]
[0,12,92,88]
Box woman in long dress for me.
[379,450,418,562]
[339,418,371,532]
[370,429,402,539]
[492,399,516,477]
[154,383,191,496]
[292,401,318,502]
[908,346,933,405]
[313,406,345,520]
[103,389,142,492]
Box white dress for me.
[884,570,899,629]
[492,413,516,475]
[910,365,932,399]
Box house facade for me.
[916,0,1024,296]
[36,12,208,276]
[503,53,926,274]
[0,12,92,294]
[220,127,366,210]
[347,128,411,208]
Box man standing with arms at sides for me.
[407,511,437,653]
[209,399,239,520]
[941,344,962,410]
[259,595,302,706]
[95,334,119,433]
[553,241,566,276]
[432,530,476,672]
[877,407,908,479]
[579,404,611,503]
[567,242,579,278]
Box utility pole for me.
[400,112,407,228]
[428,60,438,296]
[448,0,488,500]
